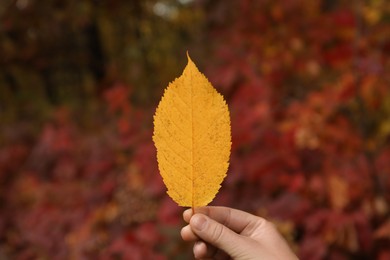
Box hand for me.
[181,206,298,260]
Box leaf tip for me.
[185,51,198,74]
[186,51,192,63]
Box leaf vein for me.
[158,137,191,167]
[161,152,191,181]
[159,109,191,140]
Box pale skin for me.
[181,206,299,260]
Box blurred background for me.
[0,0,390,259]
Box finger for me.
[189,206,267,235]
[193,241,228,260]
[193,241,207,259]
[181,224,199,241]
[193,241,218,258]
[190,213,254,258]
[182,224,223,258]
[183,208,194,223]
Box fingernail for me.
[192,215,207,231]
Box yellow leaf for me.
[153,53,231,207]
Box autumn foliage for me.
[153,55,231,208]
[1,0,390,259]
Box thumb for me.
[190,213,252,258]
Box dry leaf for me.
[153,53,231,207]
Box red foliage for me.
[1,0,390,259]
[202,0,390,258]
